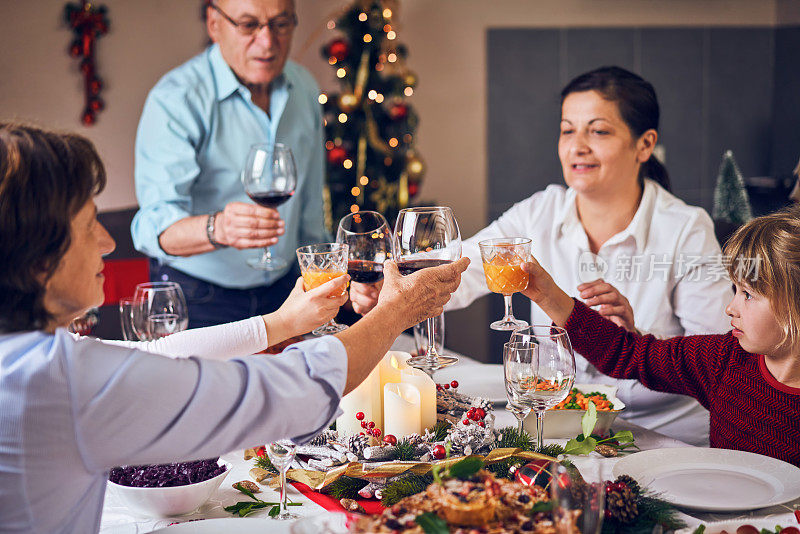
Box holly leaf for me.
[415,512,449,534]
[268,505,281,517]
[581,400,598,438]
[448,457,483,480]
[530,501,554,513]
[610,430,634,444]
[233,483,259,501]
[564,435,597,455]
[431,463,443,485]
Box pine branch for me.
[321,476,368,500]
[393,438,418,461]
[254,455,277,473]
[494,426,535,451]
[429,421,450,443]
[381,473,433,506]
[601,490,686,534]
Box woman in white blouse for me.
[352,66,732,446]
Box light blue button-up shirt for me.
[132,44,329,288]
[0,330,346,533]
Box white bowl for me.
[107,460,231,517]
[523,384,626,439]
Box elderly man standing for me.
[132,0,327,327]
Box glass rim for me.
[478,237,532,248]
[337,211,390,235]
[510,325,569,338]
[134,281,181,290]
[296,242,348,256]
[397,206,453,214]
[247,141,290,151]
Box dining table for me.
[99,334,800,533]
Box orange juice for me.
[302,269,348,296]
[482,256,528,295]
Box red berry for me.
[255,446,266,458]
[432,444,446,459]
[356,412,365,421]
[359,431,366,435]
[373,428,382,437]
[467,407,476,417]
[361,421,368,428]
[443,383,450,390]
[368,421,375,429]
[477,421,485,427]
[436,385,443,391]
[475,408,486,419]
[383,434,398,446]
[462,419,470,425]
[450,380,459,389]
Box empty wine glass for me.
[296,243,349,335]
[550,460,606,534]
[394,206,461,374]
[131,282,189,341]
[118,297,137,341]
[267,439,300,521]
[505,398,532,436]
[242,143,297,271]
[479,237,531,331]
[508,326,576,450]
[336,210,394,285]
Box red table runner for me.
[291,481,386,515]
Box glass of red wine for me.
[241,143,297,271]
[336,210,394,287]
[394,206,461,374]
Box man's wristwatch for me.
[206,211,226,249]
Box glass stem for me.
[261,247,272,263]
[426,316,437,359]
[502,294,515,322]
[279,468,288,512]
[516,415,524,435]
[536,411,545,451]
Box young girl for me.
[522,205,800,465]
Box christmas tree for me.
[319,0,424,231]
[713,150,753,225]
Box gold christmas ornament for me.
[404,71,417,87]
[406,151,425,181]
[338,92,359,113]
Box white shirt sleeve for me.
[63,333,347,472]
[670,210,733,336]
[88,317,269,359]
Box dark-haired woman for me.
[0,123,468,532]
[353,66,732,445]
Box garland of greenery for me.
[603,490,686,534]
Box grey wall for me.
[450,25,800,364]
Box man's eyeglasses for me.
[209,2,297,37]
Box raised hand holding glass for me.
[479,237,531,331]
[296,243,349,335]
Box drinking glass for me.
[394,206,461,374]
[336,210,394,285]
[413,313,444,357]
[267,439,300,521]
[505,326,576,450]
[242,143,297,271]
[505,399,532,436]
[296,243,349,335]
[479,237,531,331]
[131,282,189,341]
[118,297,137,341]
[550,460,606,534]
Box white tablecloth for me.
[100,335,800,533]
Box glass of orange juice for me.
[296,243,349,335]
[478,237,531,331]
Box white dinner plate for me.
[613,448,800,512]
[149,513,351,534]
[676,517,799,534]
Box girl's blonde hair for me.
[724,205,800,349]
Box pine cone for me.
[614,474,641,495]
[344,433,369,458]
[606,486,639,523]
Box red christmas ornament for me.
[514,460,552,488]
[327,146,347,165]
[475,408,486,420]
[328,38,349,61]
[81,110,96,126]
[89,98,104,112]
[432,444,446,460]
[408,183,419,197]
[383,434,397,446]
[388,103,408,121]
[64,0,109,125]
[89,79,102,95]
[443,383,450,390]
[450,380,459,389]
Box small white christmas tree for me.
[713,150,753,225]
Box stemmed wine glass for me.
[266,439,299,521]
[336,210,394,286]
[479,237,531,330]
[394,206,461,374]
[242,143,297,271]
[296,243,349,335]
[131,282,189,341]
[505,326,576,450]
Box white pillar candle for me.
[383,382,422,439]
[400,367,437,432]
[336,365,381,436]
[378,350,411,429]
